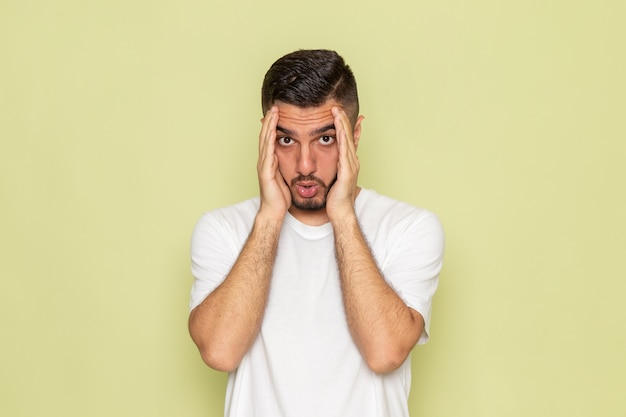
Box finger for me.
[259,107,277,155]
[258,107,278,171]
[332,107,357,165]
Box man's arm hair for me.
[188,213,282,372]
[334,215,425,374]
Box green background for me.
[1,0,624,416]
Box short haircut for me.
[261,49,360,124]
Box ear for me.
[352,115,365,150]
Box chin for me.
[291,196,326,211]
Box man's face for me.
[272,100,359,215]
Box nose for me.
[296,144,316,176]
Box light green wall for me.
[1,0,624,416]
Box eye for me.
[318,135,335,145]
[277,137,294,146]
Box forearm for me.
[334,214,423,374]
[189,213,283,372]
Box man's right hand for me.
[257,107,290,221]
[190,107,288,372]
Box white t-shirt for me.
[190,188,444,417]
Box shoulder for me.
[356,189,444,252]
[357,189,442,230]
[193,197,260,242]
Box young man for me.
[189,49,444,417]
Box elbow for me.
[197,345,241,373]
[189,320,242,372]
[363,310,425,373]
[361,329,419,374]
[363,347,411,374]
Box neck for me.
[288,207,330,226]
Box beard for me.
[289,175,337,211]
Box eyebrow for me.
[311,124,336,136]
[275,125,295,137]
[276,123,336,137]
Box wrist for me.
[329,208,358,228]
[255,207,286,229]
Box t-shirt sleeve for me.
[383,210,445,345]
[189,211,241,311]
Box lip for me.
[296,181,319,187]
[295,183,320,198]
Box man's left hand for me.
[326,107,361,222]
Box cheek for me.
[274,151,293,175]
[318,151,339,177]
[320,149,339,166]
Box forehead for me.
[275,100,341,128]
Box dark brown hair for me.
[261,49,359,124]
